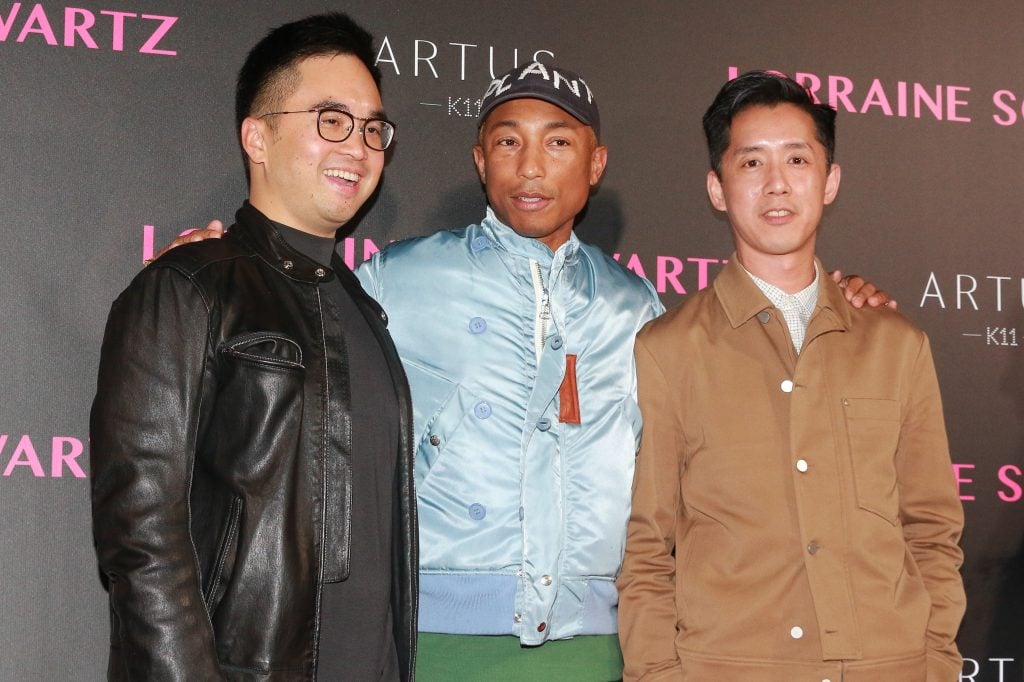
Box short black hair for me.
[235,12,381,180]
[702,70,836,177]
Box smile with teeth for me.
[324,169,360,184]
[765,209,792,217]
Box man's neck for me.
[249,193,339,239]
[272,219,336,267]
[736,251,816,294]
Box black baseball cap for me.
[478,61,601,138]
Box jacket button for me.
[469,316,487,334]
[380,310,388,324]
[513,612,522,623]
[795,459,809,473]
[468,503,486,520]
[474,401,492,419]
[807,541,820,555]
[780,379,794,393]
[282,259,294,270]
[471,236,490,252]
[790,625,804,639]
[537,622,546,632]
[541,575,552,586]
[314,267,326,278]
[549,335,563,350]
[429,435,441,446]
[757,310,772,324]
[537,418,551,432]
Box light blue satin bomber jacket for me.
[356,207,664,645]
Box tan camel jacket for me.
[618,257,965,682]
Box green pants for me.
[415,633,623,681]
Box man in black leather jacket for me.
[90,14,417,681]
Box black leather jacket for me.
[90,203,417,681]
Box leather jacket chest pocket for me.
[211,332,306,482]
[843,397,901,525]
[221,331,305,369]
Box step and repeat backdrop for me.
[1,1,1021,679]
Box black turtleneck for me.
[274,221,400,682]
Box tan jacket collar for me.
[713,254,853,333]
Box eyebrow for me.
[315,99,388,120]
[735,141,813,154]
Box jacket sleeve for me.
[616,335,684,681]
[354,252,384,303]
[90,265,224,680]
[896,334,966,682]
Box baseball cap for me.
[478,61,600,138]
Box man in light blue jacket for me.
[357,62,663,679]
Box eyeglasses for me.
[259,108,396,151]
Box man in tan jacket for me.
[617,71,965,682]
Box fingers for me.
[841,275,869,307]
[864,293,898,310]
[826,271,902,311]
[862,290,891,309]
[836,274,898,309]
[182,228,224,243]
[151,226,225,261]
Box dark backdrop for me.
[1,2,1020,678]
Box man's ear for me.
[589,144,608,186]
[472,144,486,183]
[706,170,727,212]
[241,117,268,166]
[824,163,841,205]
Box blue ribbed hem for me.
[418,573,619,638]
[419,573,518,634]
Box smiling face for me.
[707,103,841,288]
[242,54,385,237]
[473,98,607,251]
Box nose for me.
[764,163,790,195]
[336,124,369,159]
[517,142,543,179]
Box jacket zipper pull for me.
[530,259,551,363]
